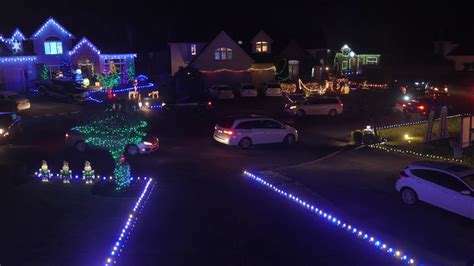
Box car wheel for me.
[239,138,252,149]
[401,188,418,204]
[297,110,305,117]
[75,141,87,152]
[284,134,296,145]
[329,109,337,117]
[126,144,139,156]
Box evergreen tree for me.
[40,65,49,80]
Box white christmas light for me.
[104,178,155,265]
[69,37,101,55]
[243,171,419,265]
[32,17,74,38]
[0,56,37,64]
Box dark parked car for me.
[36,78,89,103]
[403,98,451,116]
[0,112,22,143]
[162,95,213,112]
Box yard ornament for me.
[39,160,51,182]
[60,161,72,183]
[82,161,95,184]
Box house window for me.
[256,41,268,53]
[44,37,63,55]
[288,60,299,80]
[342,61,348,70]
[366,57,378,65]
[215,47,232,60]
[46,65,61,79]
[191,44,197,55]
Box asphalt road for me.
[1,95,473,266]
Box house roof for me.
[31,17,74,39]
[447,43,474,56]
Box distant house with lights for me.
[445,44,474,71]
[169,30,330,88]
[0,17,136,92]
[333,44,381,76]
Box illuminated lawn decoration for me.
[74,110,148,190]
[243,170,418,265]
[104,178,155,266]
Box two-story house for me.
[0,17,137,92]
[333,44,381,76]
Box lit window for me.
[342,61,348,70]
[256,41,268,53]
[191,44,197,55]
[215,47,232,60]
[44,37,63,55]
[288,60,299,80]
[366,57,378,65]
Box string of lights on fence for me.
[243,170,418,265]
[35,171,151,183]
[104,178,156,266]
[375,114,463,130]
[368,143,464,164]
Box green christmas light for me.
[74,111,148,190]
[40,65,49,80]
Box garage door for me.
[3,70,25,92]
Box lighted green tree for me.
[127,63,135,81]
[98,72,120,89]
[74,110,147,190]
[40,65,49,80]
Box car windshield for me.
[242,85,254,90]
[462,174,474,189]
[7,94,21,100]
[267,83,280,88]
[218,87,232,91]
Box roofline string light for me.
[243,170,418,265]
[11,29,26,40]
[369,143,464,164]
[32,18,74,38]
[200,66,276,73]
[69,37,101,55]
[104,178,156,266]
[0,56,37,63]
[101,54,137,60]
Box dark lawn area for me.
[0,180,135,266]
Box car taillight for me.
[402,104,406,107]
[400,170,408,177]
[65,133,69,139]
[208,101,212,106]
[340,103,344,107]
[223,130,233,135]
[417,105,425,110]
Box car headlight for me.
[143,141,153,145]
[161,102,166,107]
[290,105,297,110]
[0,128,4,134]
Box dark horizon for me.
[2,1,472,64]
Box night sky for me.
[1,1,472,64]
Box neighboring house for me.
[169,30,278,88]
[445,44,474,71]
[333,44,381,76]
[0,17,136,92]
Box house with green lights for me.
[333,44,380,76]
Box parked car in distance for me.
[213,115,298,149]
[261,82,282,97]
[0,91,31,111]
[162,95,213,112]
[65,128,159,156]
[285,97,343,117]
[36,78,89,103]
[239,83,258,97]
[402,98,450,116]
[209,85,235,100]
[0,112,22,143]
[396,161,474,219]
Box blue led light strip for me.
[243,171,418,265]
[104,178,156,265]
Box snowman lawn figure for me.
[39,160,51,182]
[82,161,95,184]
[60,161,73,184]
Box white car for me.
[285,97,343,117]
[262,82,282,97]
[0,91,31,111]
[396,161,474,219]
[209,85,235,100]
[213,115,298,149]
[239,83,258,97]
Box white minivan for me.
[285,97,343,117]
[262,82,282,97]
[396,161,474,219]
[213,115,298,149]
[209,85,235,100]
